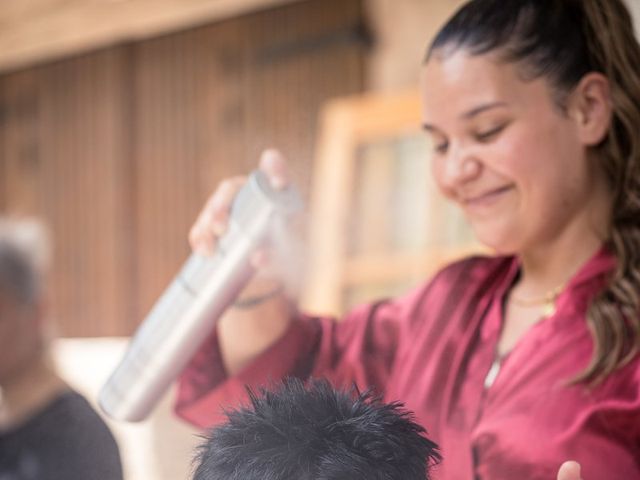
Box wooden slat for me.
[242,0,366,191]
[132,28,207,324]
[0,70,41,215]
[39,48,134,337]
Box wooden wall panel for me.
[29,48,131,336]
[130,20,258,322]
[242,0,366,191]
[0,0,365,336]
[131,0,366,323]
[40,49,134,337]
[0,70,41,215]
[0,48,134,336]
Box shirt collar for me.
[493,244,616,301]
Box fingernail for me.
[212,222,226,236]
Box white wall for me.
[54,339,200,480]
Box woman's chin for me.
[473,229,520,256]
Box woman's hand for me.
[557,461,582,480]
[189,148,290,262]
[188,149,296,375]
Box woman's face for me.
[421,50,609,255]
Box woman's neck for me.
[0,355,67,430]
[516,226,605,299]
[516,165,612,297]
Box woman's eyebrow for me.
[462,101,509,119]
[422,101,509,131]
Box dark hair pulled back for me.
[427,0,640,384]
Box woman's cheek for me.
[431,157,454,200]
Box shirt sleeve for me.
[571,362,640,479]
[174,313,322,427]
[43,392,124,480]
[174,285,431,429]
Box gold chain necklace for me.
[485,283,565,389]
[510,284,565,317]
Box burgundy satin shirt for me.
[176,249,640,479]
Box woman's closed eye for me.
[434,140,449,154]
[423,129,449,155]
[474,123,508,142]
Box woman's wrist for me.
[233,281,285,309]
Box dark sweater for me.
[0,389,123,480]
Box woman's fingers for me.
[189,148,291,259]
[259,149,290,190]
[189,176,246,255]
[557,461,582,480]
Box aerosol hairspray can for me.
[99,170,302,422]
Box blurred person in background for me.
[176,0,640,478]
[0,218,123,480]
[192,377,441,480]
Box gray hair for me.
[0,218,51,305]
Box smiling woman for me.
[174,1,640,479]
[421,52,612,260]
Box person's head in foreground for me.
[192,378,441,480]
[422,0,640,383]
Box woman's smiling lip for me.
[460,185,515,208]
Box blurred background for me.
[1,1,639,478]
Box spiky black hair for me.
[192,378,440,480]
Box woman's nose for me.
[440,145,481,188]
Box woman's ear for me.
[567,72,613,146]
